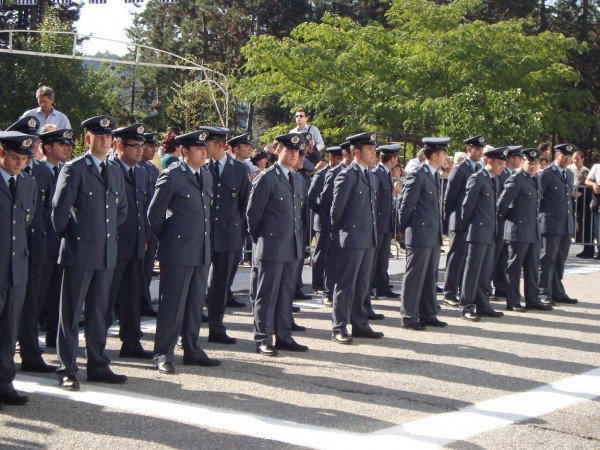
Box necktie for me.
[288,171,294,191]
[24,166,32,175]
[99,161,108,185]
[129,167,135,183]
[215,161,220,180]
[195,171,202,187]
[8,177,16,199]
[53,166,60,181]
[562,170,567,181]
[364,169,371,187]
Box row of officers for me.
[0,114,579,406]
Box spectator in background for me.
[538,142,552,161]
[439,156,454,179]
[250,149,269,173]
[21,86,71,131]
[158,127,180,159]
[404,148,425,174]
[454,152,467,164]
[161,134,181,169]
[585,159,600,259]
[289,108,325,166]
[539,155,549,171]
[570,150,593,258]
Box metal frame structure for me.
[0,29,230,126]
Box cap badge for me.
[198,132,208,141]
[64,130,73,139]
[22,138,33,148]
[27,118,37,129]
[100,118,110,128]
[305,133,312,141]
[370,134,377,141]
[566,145,573,151]
[291,135,300,144]
[529,151,536,157]
[479,136,486,143]
[137,125,145,134]
[502,149,508,156]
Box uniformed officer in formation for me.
[538,144,578,305]
[148,130,220,374]
[371,143,402,299]
[459,146,507,321]
[202,127,250,344]
[330,132,383,344]
[398,138,448,330]
[140,131,160,317]
[108,123,153,359]
[52,115,128,391]
[497,148,552,311]
[247,133,307,355]
[443,135,486,306]
[0,131,38,406]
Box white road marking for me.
[564,264,600,275]
[13,368,600,449]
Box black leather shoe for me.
[436,285,444,293]
[443,295,460,307]
[0,390,30,405]
[506,304,527,312]
[21,361,58,373]
[554,296,578,304]
[256,343,278,356]
[59,375,80,391]
[402,322,426,331]
[539,297,555,306]
[368,311,385,320]
[461,311,481,322]
[575,251,594,259]
[140,305,158,317]
[227,297,246,308]
[527,301,553,311]
[157,362,175,374]
[478,309,504,318]
[45,334,56,348]
[274,339,308,352]
[119,343,154,359]
[332,333,353,344]
[208,333,237,344]
[182,354,221,367]
[323,297,333,307]
[294,290,312,300]
[352,328,384,339]
[291,322,306,332]
[87,371,128,384]
[420,319,448,328]
[376,289,400,298]
[292,305,301,313]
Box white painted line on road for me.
[565,264,600,274]
[13,367,600,449]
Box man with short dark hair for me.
[20,86,71,130]
[399,138,449,331]
[290,109,325,165]
[0,131,38,406]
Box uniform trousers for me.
[400,246,439,326]
[254,259,299,345]
[506,242,540,307]
[153,263,209,364]
[459,242,495,314]
[108,257,144,344]
[323,234,339,300]
[492,237,508,293]
[0,284,26,393]
[311,230,329,291]
[538,234,570,299]
[444,229,468,297]
[41,259,62,341]
[57,268,113,376]
[18,261,47,364]
[207,250,235,336]
[141,238,157,308]
[332,247,374,334]
[372,232,392,292]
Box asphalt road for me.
[2,245,599,449]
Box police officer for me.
[330,132,383,344]
[498,148,551,311]
[108,124,153,359]
[52,115,128,391]
[247,133,307,355]
[148,130,220,374]
[538,144,578,304]
[201,127,250,344]
[491,145,524,298]
[0,131,38,406]
[319,142,353,306]
[139,131,160,317]
[372,143,401,299]
[459,147,507,321]
[38,128,73,348]
[443,135,486,306]
[398,138,448,330]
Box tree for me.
[238,0,596,150]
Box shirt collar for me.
[214,154,228,169]
[276,162,290,178]
[88,152,105,170]
[0,167,13,185]
[424,163,437,176]
[354,161,368,172]
[378,162,390,174]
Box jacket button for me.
[178,235,181,238]
[107,233,110,237]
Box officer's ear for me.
[84,132,92,145]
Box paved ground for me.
[2,244,599,449]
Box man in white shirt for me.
[289,108,324,165]
[585,162,600,259]
[20,86,71,131]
